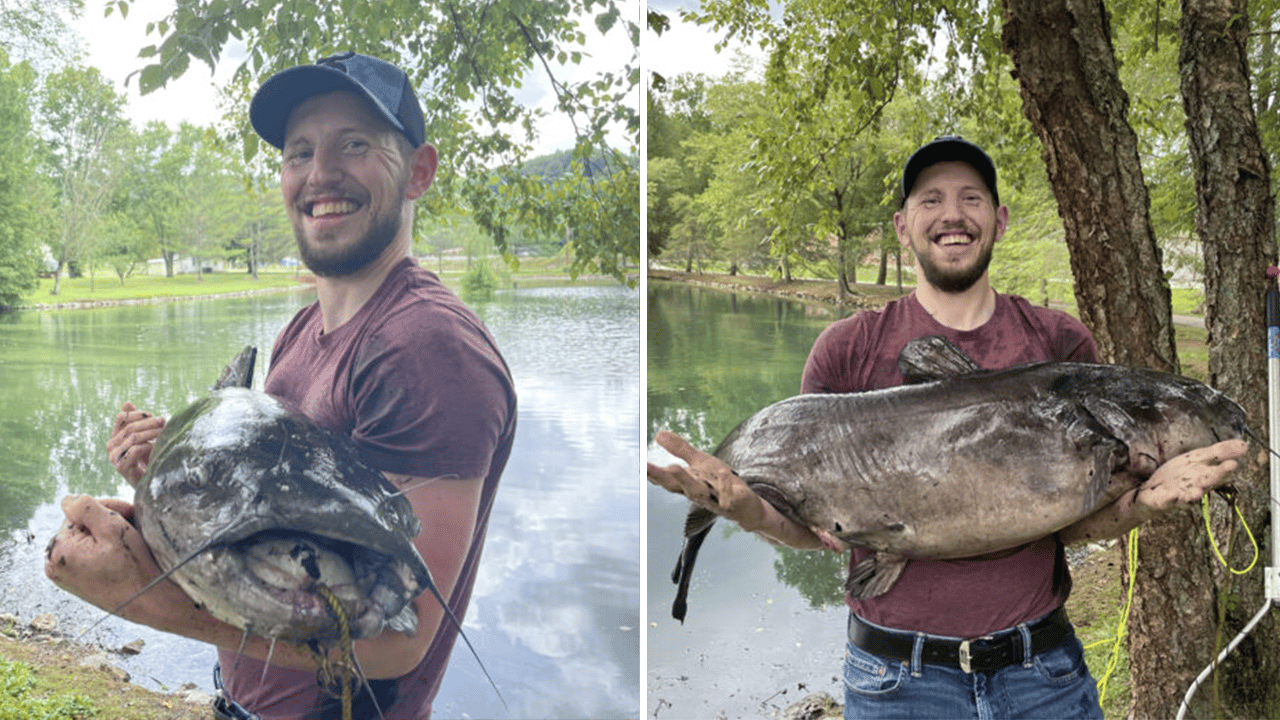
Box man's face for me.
[280,91,412,278]
[894,160,1008,294]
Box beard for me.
[295,170,410,278]
[296,209,402,278]
[912,228,995,294]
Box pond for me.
[0,280,640,719]
[646,281,858,718]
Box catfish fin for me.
[897,336,981,383]
[671,505,717,622]
[1078,396,1160,477]
[845,553,909,599]
[214,345,257,391]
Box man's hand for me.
[1133,438,1248,512]
[647,431,832,549]
[43,495,175,618]
[647,431,770,531]
[106,402,165,485]
[1061,438,1249,545]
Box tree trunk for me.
[1001,0,1178,371]
[1002,4,1209,718]
[1172,1,1280,718]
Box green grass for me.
[24,268,306,306]
[21,254,628,308]
[0,659,95,720]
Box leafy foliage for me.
[106,0,640,281]
[0,49,43,309]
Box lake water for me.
[646,281,857,718]
[0,281,640,719]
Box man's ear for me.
[406,143,438,200]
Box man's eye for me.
[344,140,368,154]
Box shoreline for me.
[647,268,910,311]
[15,283,314,312]
[14,272,632,312]
[0,612,209,720]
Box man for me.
[45,52,517,720]
[648,136,1246,719]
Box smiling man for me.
[648,136,1245,719]
[46,52,517,720]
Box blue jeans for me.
[842,616,1103,720]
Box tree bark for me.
[1001,0,1178,371]
[1171,1,1280,718]
[1001,2,1224,717]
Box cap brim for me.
[249,65,404,150]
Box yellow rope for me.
[1201,492,1258,575]
[1086,494,1257,707]
[309,584,355,720]
[1087,527,1140,705]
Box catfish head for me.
[1050,365,1248,477]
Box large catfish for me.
[670,336,1247,621]
[127,346,500,706]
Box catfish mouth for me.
[188,529,414,643]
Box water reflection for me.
[647,281,854,718]
[0,282,639,719]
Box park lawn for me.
[25,269,309,306]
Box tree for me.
[673,0,1280,714]
[39,64,127,296]
[1001,0,1277,715]
[1153,1,1277,717]
[0,48,42,310]
[105,0,640,282]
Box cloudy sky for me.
[71,0,639,156]
[644,0,761,83]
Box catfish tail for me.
[671,505,717,622]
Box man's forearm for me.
[1058,490,1156,545]
[738,496,827,549]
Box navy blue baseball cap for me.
[250,51,426,150]
[900,135,999,207]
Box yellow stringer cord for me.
[309,584,355,720]
[1201,493,1259,575]
[1086,527,1140,705]
[1085,495,1257,706]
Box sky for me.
[644,0,761,83]
[70,0,639,157]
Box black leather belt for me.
[848,606,1072,674]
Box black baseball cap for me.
[900,135,999,207]
[249,51,426,150]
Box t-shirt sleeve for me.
[348,306,515,480]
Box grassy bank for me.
[0,619,205,720]
[19,255,631,310]
[22,268,309,308]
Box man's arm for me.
[647,431,830,550]
[1059,438,1247,545]
[46,473,482,680]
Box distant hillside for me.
[519,148,638,180]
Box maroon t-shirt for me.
[801,292,1098,637]
[218,257,516,719]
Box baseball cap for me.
[900,135,999,207]
[249,51,426,150]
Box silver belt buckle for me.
[958,635,993,674]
